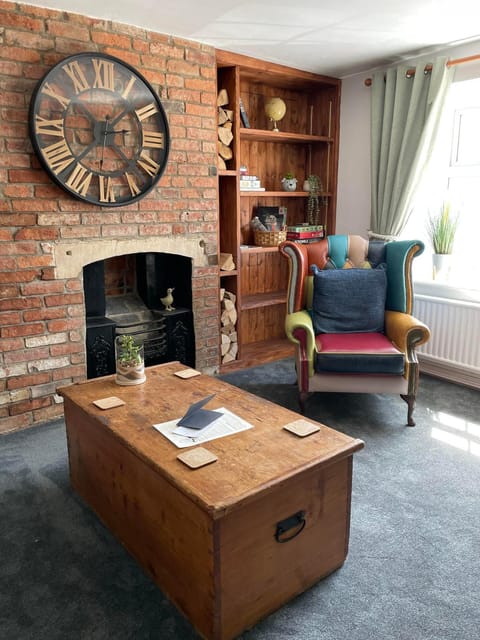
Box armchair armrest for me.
[285,310,317,378]
[385,310,431,358]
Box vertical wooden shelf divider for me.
[216,49,341,371]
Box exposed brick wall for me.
[0,2,220,433]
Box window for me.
[402,76,480,295]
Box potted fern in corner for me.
[427,202,459,281]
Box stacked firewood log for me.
[217,88,233,170]
[220,289,238,363]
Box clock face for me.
[29,52,170,207]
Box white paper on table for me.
[152,407,253,448]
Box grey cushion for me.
[311,265,387,334]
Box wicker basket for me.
[253,229,287,247]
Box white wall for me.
[336,39,480,237]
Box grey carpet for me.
[1,360,479,639]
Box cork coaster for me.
[283,419,320,437]
[177,447,218,469]
[93,396,126,410]
[174,368,202,379]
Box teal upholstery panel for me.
[327,235,349,268]
[385,240,424,312]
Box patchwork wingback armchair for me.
[279,235,430,426]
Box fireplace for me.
[84,252,195,379]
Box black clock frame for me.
[29,52,170,207]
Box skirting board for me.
[419,354,480,391]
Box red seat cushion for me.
[314,332,405,374]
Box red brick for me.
[0,270,39,284]
[14,227,58,241]
[1,322,44,338]
[46,19,90,41]
[33,404,65,423]
[4,346,50,364]
[0,297,41,311]
[21,280,65,296]
[17,255,54,269]
[0,413,32,434]
[23,307,66,322]
[52,364,85,381]
[50,342,84,357]
[0,241,36,255]
[91,31,131,49]
[9,396,51,416]
[7,372,49,390]
[0,337,24,352]
[47,318,83,333]
[44,293,84,307]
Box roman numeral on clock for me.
[92,58,115,92]
[62,60,90,94]
[135,103,158,121]
[125,172,141,196]
[42,139,75,174]
[142,131,164,148]
[35,115,65,137]
[137,151,160,177]
[41,82,70,109]
[65,164,93,196]
[99,176,116,203]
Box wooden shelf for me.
[218,170,237,177]
[241,291,287,310]
[240,245,282,253]
[240,128,333,144]
[219,269,238,277]
[240,190,331,198]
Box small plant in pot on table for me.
[115,334,146,385]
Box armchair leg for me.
[401,394,416,427]
[299,391,309,415]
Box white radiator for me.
[414,293,480,389]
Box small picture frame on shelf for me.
[256,206,286,231]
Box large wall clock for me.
[29,52,170,207]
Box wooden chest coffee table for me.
[60,362,363,640]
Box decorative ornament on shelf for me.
[281,172,297,192]
[426,202,460,282]
[264,97,287,132]
[160,287,175,311]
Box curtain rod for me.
[364,53,480,86]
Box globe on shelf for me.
[264,97,286,132]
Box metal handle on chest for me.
[275,510,306,543]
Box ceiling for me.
[24,0,480,77]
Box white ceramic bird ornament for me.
[161,288,175,311]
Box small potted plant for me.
[115,334,146,385]
[426,202,459,281]
[281,172,297,191]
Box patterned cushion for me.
[311,265,387,334]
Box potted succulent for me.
[281,172,297,191]
[426,202,459,281]
[115,334,146,385]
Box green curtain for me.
[370,57,454,239]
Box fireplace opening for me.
[84,252,195,379]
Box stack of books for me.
[286,224,324,243]
[239,175,265,191]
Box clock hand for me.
[100,116,110,170]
